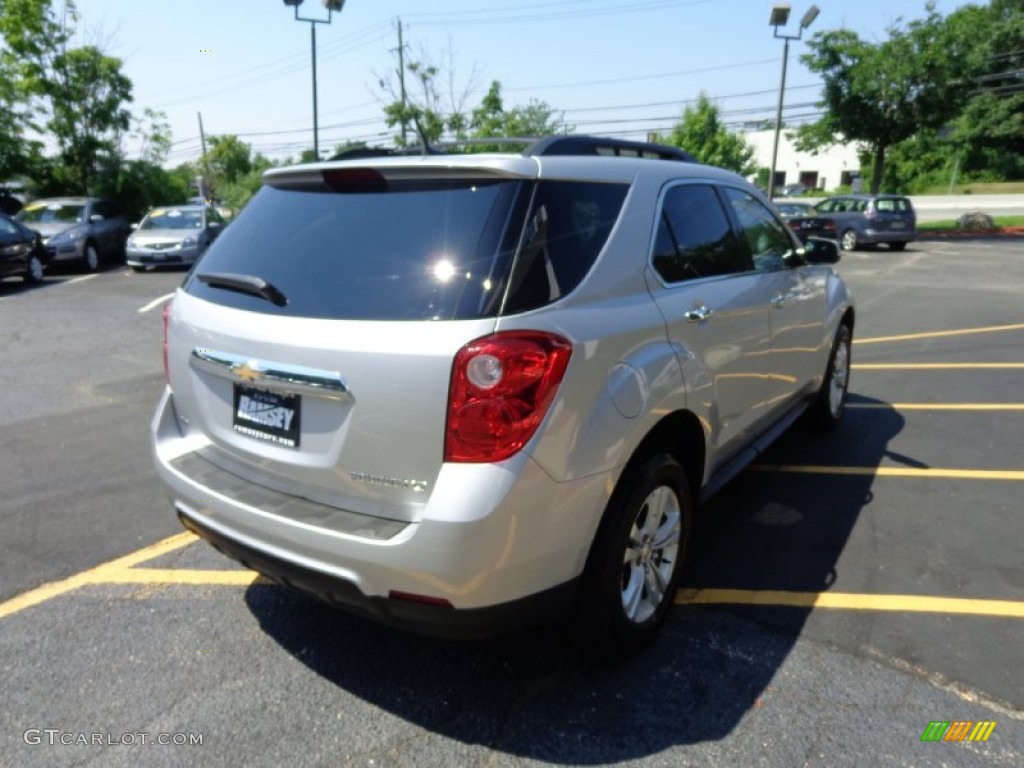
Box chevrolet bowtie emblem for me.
[231,360,265,382]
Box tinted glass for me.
[186,181,519,321]
[186,179,627,321]
[502,180,629,313]
[653,184,746,283]
[722,187,796,272]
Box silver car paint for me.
[154,152,853,611]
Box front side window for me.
[652,184,747,283]
[722,187,796,272]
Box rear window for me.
[184,178,627,320]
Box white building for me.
[742,129,862,193]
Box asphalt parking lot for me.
[1,239,1022,767]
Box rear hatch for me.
[868,196,916,234]
[166,158,539,523]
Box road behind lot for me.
[1,244,1022,766]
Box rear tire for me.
[576,453,692,657]
[809,323,851,430]
[840,229,858,251]
[23,254,45,284]
[83,242,100,272]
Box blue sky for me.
[66,0,972,166]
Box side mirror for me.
[800,237,840,264]
[130,222,138,230]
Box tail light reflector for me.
[445,332,572,463]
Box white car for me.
[153,136,854,654]
[126,204,226,271]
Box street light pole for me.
[767,4,819,197]
[283,0,347,160]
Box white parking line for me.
[138,293,175,314]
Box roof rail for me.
[326,135,697,163]
[525,135,696,163]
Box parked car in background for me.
[0,191,24,215]
[126,204,227,272]
[780,183,811,197]
[16,197,128,270]
[153,135,855,655]
[814,194,917,251]
[0,211,47,284]
[776,201,838,244]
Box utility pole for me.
[396,18,408,145]
[197,112,212,200]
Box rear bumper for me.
[151,387,608,637]
[862,228,917,244]
[177,508,579,639]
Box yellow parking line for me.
[853,363,1024,370]
[676,589,1024,618]
[856,323,1024,345]
[98,568,262,586]
[750,465,1024,481]
[847,403,1024,411]
[0,532,196,620]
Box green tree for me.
[662,93,755,175]
[951,0,1024,179]
[796,3,981,193]
[205,134,252,187]
[467,81,571,151]
[48,45,133,192]
[0,0,75,182]
[378,35,479,147]
[1,1,135,194]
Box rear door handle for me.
[684,305,713,323]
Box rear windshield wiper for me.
[196,272,288,307]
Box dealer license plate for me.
[232,385,301,448]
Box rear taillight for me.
[162,302,171,382]
[445,332,572,463]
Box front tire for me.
[889,241,907,251]
[809,323,852,430]
[577,453,692,657]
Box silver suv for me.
[153,136,854,654]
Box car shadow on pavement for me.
[245,394,905,763]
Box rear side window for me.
[652,184,747,283]
[875,198,911,213]
[184,178,627,320]
[502,180,628,314]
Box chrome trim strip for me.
[190,348,353,401]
